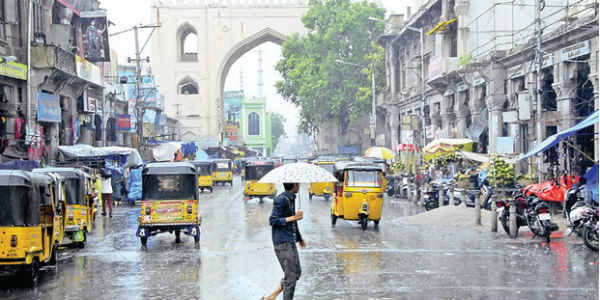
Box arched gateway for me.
[151,0,308,141]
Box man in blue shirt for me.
[263,182,305,300]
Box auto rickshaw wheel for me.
[325,194,331,201]
[259,197,264,204]
[374,219,380,228]
[140,236,148,247]
[359,215,368,230]
[331,214,337,226]
[20,260,39,287]
[309,193,313,200]
[49,245,58,266]
[194,235,200,245]
[175,230,182,243]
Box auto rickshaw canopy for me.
[190,161,213,176]
[0,171,53,226]
[244,160,275,181]
[32,168,87,205]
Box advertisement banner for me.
[76,55,102,85]
[37,92,61,123]
[80,10,111,62]
[82,89,97,113]
[0,61,27,80]
[224,91,242,145]
[116,114,131,131]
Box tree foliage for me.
[275,0,385,137]
[270,112,287,151]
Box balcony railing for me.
[32,45,76,75]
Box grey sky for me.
[101,0,417,138]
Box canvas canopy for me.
[58,144,143,168]
[519,111,598,161]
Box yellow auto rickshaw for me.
[211,159,233,186]
[243,160,276,202]
[0,171,64,285]
[191,161,213,193]
[33,168,94,247]
[137,162,201,247]
[331,161,385,230]
[309,160,335,201]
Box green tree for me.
[271,113,287,151]
[275,0,385,138]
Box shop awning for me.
[426,18,457,36]
[519,110,598,161]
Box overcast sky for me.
[101,0,419,137]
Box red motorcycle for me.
[522,175,579,203]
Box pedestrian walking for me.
[263,182,306,300]
[111,167,124,207]
[101,168,113,217]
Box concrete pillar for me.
[455,0,470,57]
[389,106,399,148]
[455,90,469,138]
[486,63,508,153]
[553,71,578,132]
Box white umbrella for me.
[258,162,338,209]
[258,162,338,184]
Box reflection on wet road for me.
[1,177,597,299]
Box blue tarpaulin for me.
[519,111,598,161]
[584,164,598,203]
[0,160,40,170]
[195,147,209,160]
[127,167,142,202]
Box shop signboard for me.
[80,10,111,62]
[75,55,102,85]
[497,136,515,154]
[0,61,27,80]
[37,92,61,123]
[82,90,97,113]
[560,40,590,62]
[116,114,131,131]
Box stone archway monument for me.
[151,0,309,142]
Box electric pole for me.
[534,0,544,181]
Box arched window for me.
[178,77,198,95]
[248,112,260,136]
[177,23,198,62]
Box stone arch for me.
[216,28,286,132]
[176,22,198,62]
[178,76,199,95]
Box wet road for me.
[1,176,598,300]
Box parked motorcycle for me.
[386,176,396,197]
[498,190,529,236]
[479,180,493,210]
[423,180,460,210]
[525,196,560,244]
[583,208,598,251]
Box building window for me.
[541,69,557,111]
[177,23,198,62]
[178,77,198,95]
[248,112,260,136]
[32,1,45,44]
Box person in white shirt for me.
[101,168,113,217]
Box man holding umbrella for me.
[258,162,337,299]
[264,182,305,300]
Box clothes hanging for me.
[94,114,102,141]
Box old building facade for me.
[0,0,129,164]
[378,0,598,177]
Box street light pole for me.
[371,64,376,146]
